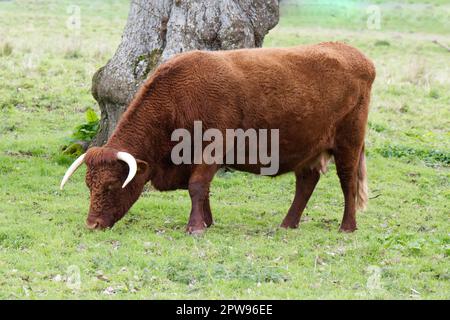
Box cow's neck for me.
[104,78,175,184]
[105,103,170,171]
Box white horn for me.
[60,153,86,190]
[117,151,137,188]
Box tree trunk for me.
[91,0,280,146]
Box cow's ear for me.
[136,159,149,176]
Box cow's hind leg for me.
[334,146,362,232]
[334,99,368,232]
[280,169,320,229]
[186,164,218,234]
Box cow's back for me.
[218,42,374,126]
[164,42,373,126]
[146,42,375,175]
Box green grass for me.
[0,0,449,299]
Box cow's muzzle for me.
[86,217,108,230]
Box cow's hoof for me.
[186,224,207,235]
[339,225,357,233]
[280,218,299,229]
[280,222,299,229]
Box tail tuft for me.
[356,145,368,211]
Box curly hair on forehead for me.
[84,147,120,166]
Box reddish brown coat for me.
[81,42,375,233]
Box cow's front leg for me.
[203,195,214,227]
[186,165,218,234]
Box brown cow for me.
[61,42,375,234]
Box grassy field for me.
[0,0,449,299]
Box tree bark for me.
[91,0,280,146]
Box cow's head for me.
[60,147,149,230]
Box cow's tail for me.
[356,144,368,211]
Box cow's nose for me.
[86,219,101,230]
